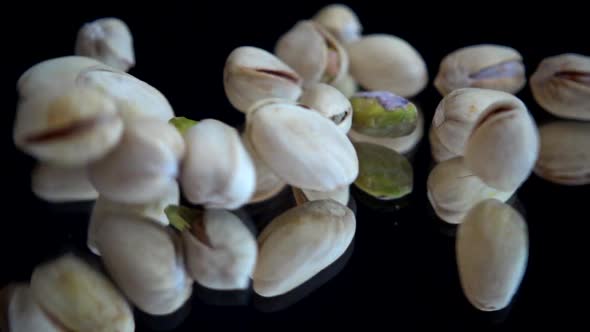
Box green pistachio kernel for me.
[351,91,417,137]
[169,117,198,135]
[164,204,202,231]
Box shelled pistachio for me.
[350,91,418,137]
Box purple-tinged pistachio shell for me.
[351,91,417,137]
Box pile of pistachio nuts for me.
[3,3,590,330]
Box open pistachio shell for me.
[535,121,590,185]
[30,254,135,332]
[434,44,526,96]
[1,284,62,332]
[31,162,98,203]
[223,46,303,113]
[530,53,590,121]
[75,17,135,71]
[353,142,413,200]
[350,91,418,137]
[93,213,192,315]
[89,118,184,204]
[242,132,286,204]
[292,186,350,206]
[347,34,428,98]
[312,4,362,44]
[246,100,358,192]
[457,199,528,311]
[180,119,256,209]
[299,83,352,133]
[427,157,514,224]
[254,200,356,297]
[275,20,349,86]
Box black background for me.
[2,1,589,331]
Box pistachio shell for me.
[223,46,303,113]
[312,4,362,44]
[87,181,180,255]
[347,34,428,98]
[75,17,135,71]
[534,121,590,185]
[254,200,356,297]
[181,209,257,290]
[530,53,590,121]
[31,162,98,203]
[1,284,62,332]
[275,20,349,86]
[13,86,124,166]
[299,83,353,133]
[242,133,286,204]
[93,213,192,315]
[427,157,514,224]
[292,186,350,206]
[331,73,359,98]
[456,199,528,311]
[434,44,526,96]
[30,254,134,332]
[350,91,418,137]
[180,119,256,209]
[89,118,184,204]
[348,107,423,154]
[246,101,358,192]
[353,142,413,200]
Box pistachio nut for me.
[331,73,359,98]
[353,142,413,200]
[275,20,349,86]
[169,116,199,135]
[1,284,61,332]
[456,199,529,311]
[93,213,193,315]
[350,91,418,137]
[254,200,356,297]
[165,206,257,290]
[89,118,184,204]
[292,186,350,206]
[181,119,255,209]
[535,121,590,185]
[242,132,286,204]
[75,17,135,71]
[31,162,98,203]
[246,100,358,192]
[299,83,352,133]
[76,66,175,122]
[87,180,180,255]
[530,53,590,121]
[346,34,428,98]
[30,254,135,331]
[434,44,526,96]
[13,86,124,166]
[348,107,423,154]
[312,4,362,44]
[427,157,514,224]
[223,46,303,113]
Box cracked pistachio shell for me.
[347,34,428,98]
[223,46,303,113]
[350,91,418,137]
[434,44,526,96]
[292,186,350,206]
[179,209,257,290]
[331,73,359,98]
[87,180,180,255]
[427,157,514,224]
[299,83,352,133]
[348,107,423,154]
[275,20,349,86]
[13,86,124,166]
[31,163,98,203]
[254,200,356,297]
[181,119,256,209]
[89,118,184,204]
[457,199,528,311]
[77,66,175,122]
[93,213,192,315]
[534,121,590,185]
[530,53,590,121]
[242,133,285,203]
[246,100,358,192]
[30,254,134,332]
[1,284,61,332]
[312,4,362,44]
[75,17,135,71]
[353,142,413,200]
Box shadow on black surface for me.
[194,282,252,307]
[351,184,413,213]
[135,296,193,332]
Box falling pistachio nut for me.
[350,91,418,137]
[299,83,353,133]
[312,4,362,44]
